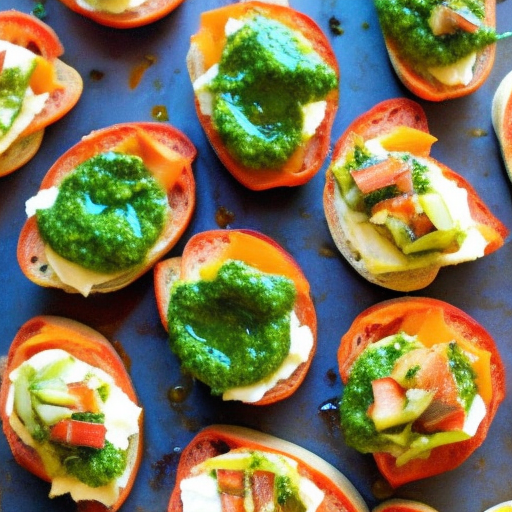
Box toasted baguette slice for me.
[186,1,339,190]
[154,229,317,405]
[17,122,196,295]
[168,424,369,512]
[0,11,83,176]
[378,1,496,101]
[323,98,508,292]
[492,69,512,179]
[0,315,143,512]
[56,0,185,29]
[338,297,506,488]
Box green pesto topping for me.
[36,151,167,273]
[340,334,419,454]
[0,62,35,136]
[167,260,296,395]
[71,412,105,423]
[59,440,127,488]
[209,13,338,169]
[448,341,478,411]
[374,0,499,68]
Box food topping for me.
[168,259,313,402]
[6,348,141,505]
[193,11,338,169]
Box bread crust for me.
[380,1,496,101]
[186,1,339,190]
[338,297,506,488]
[167,424,369,512]
[17,122,196,294]
[0,315,143,511]
[153,229,317,406]
[323,98,508,292]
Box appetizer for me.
[0,315,143,510]
[492,69,512,180]
[56,0,185,29]
[374,0,506,101]
[154,229,317,405]
[338,297,505,488]
[0,10,82,177]
[323,98,508,291]
[18,122,196,296]
[168,424,369,512]
[373,499,439,512]
[187,0,339,190]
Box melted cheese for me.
[222,310,313,402]
[76,0,146,14]
[428,52,477,86]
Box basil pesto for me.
[375,0,499,68]
[36,151,167,273]
[208,14,338,169]
[167,260,297,394]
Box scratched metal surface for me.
[1,0,512,511]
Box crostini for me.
[338,297,505,488]
[187,1,339,190]
[17,122,196,296]
[323,98,508,292]
[0,10,82,177]
[154,229,317,405]
[168,424,369,512]
[492,69,512,180]
[374,0,501,101]
[0,315,143,510]
[56,0,185,28]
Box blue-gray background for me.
[1,1,512,510]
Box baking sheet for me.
[1,0,512,510]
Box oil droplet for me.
[89,69,105,81]
[318,397,340,436]
[329,16,344,36]
[167,373,194,404]
[469,128,488,137]
[319,244,337,258]
[129,54,157,90]
[215,206,235,228]
[371,478,395,500]
[151,105,169,122]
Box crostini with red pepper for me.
[373,499,439,512]
[0,10,83,176]
[168,424,369,512]
[0,315,143,511]
[374,0,503,101]
[17,122,196,296]
[154,229,317,405]
[338,297,506,488]
[323,98,508,291]
[56,0,185,29]
[187,1,339,190]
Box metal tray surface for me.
[1,1,512,511]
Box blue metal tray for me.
[1,1,512,511]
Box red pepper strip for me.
[67,382,100,413]
[220,494,245,512]
[217,469,245,496]
[367,377,406,426]
[50,419,106,449]
[414,401,466,433]
[351,158,413,195]
[251,470,275,512]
